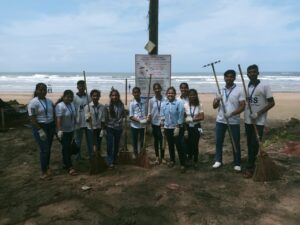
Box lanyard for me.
[93,105,100,122]
[248,85,258,102]
[224,84,236,102]
[136,101,143,117]
[65,103,74,121]
[189,105,197,118]
[156,98,162,113]
[38,99,48,117]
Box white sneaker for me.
[234,166,241,172]
[212,161,222,168]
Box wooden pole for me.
[149,0,159,55]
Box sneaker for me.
[132,154,137,160]
[154,157,160,165]
[161,159,167,164]
[234,166,241,172]
[212,161,222,169]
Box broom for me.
[136,74,152,168]
[238,64,280,181]
[118,78,134,165]
[83,71,107,174]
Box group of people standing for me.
[28,63,274,180]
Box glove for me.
[224,111,232,119]
[86,112,92,122]
[38,129,47,141]
[99,129,106,137]
[173,127,180,137]
[57,130,63,140]
[160,126,164,134]
[250,112,258,119]
[139,119,148,125]
[184,130,188,139]
[215,94,222,101]
[185,116,193,123]
[147,114,151,121]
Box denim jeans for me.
[87,128,102,159]
[187,124,201,163]
[245,123,264,171]
[60,131,74,170]
[215,122,241,166]
[32,121,55,173]
[130,127,145,155]
[74,127,89,159]
[106,127,123,165]
[165,127,186,166]
[151,125,164,159]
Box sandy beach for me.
[1,91,299,121]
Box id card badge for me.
[189,123,194,127]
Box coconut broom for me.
[238,65,280,181]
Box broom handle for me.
[211,63,237,154]
[238,64,262,154]
[143,74,152,150]
[83,71,96,151]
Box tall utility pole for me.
[148,0,159,55]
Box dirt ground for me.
[0,115,299,225]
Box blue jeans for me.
[106,127,123,165]
[151,125,164,159]
[165,127,186,166]
[74,127,89,159]
[60,131,74,170]
[215,122,241,166]
[32,121,55,173]
[131,127,145,155]
[87,129,102,159]
[245,123,264,171]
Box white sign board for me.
[135,54,171,98]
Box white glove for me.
[38,129,47,141]
[99,129,106,137]
[147,114,151,121]
[224,111,232,119]
[173,127,180,137]
[139,119,148,125]
[185,116,193,123]
[215,94,222,101]
[160,126,164,134]
[250,112,258,119]
[86,112,92,122]
[57,130,63,140]
[184,130,188,139]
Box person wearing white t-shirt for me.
[243,64,275,178]
[73,80,91,160]
[55,90,77,176]
[184,89,204,169]
[28,83,55,180]
[129,87,147,158]
[212,70,245,171]
[148,83,166,164]
[84,89,106,160]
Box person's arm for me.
[231,100,246,117]
[213,98,220,109]
[257,97,275,116]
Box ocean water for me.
[0,72,299,95]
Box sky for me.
[0,0,299,72]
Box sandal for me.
[69,168,78,176]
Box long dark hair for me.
[55,90,74,106]
[188,89,200,106]
[33,83,47,97]
[109,89,124,118]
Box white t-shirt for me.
[244,81,273,125]
[84,102,106,130]
[149,96,166,126]
[73,94,91,128]
[184,102,204,126]
[27,97,54,123]
[55,102,76,132]
[129,99,147,129]
[216,85,245,125]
